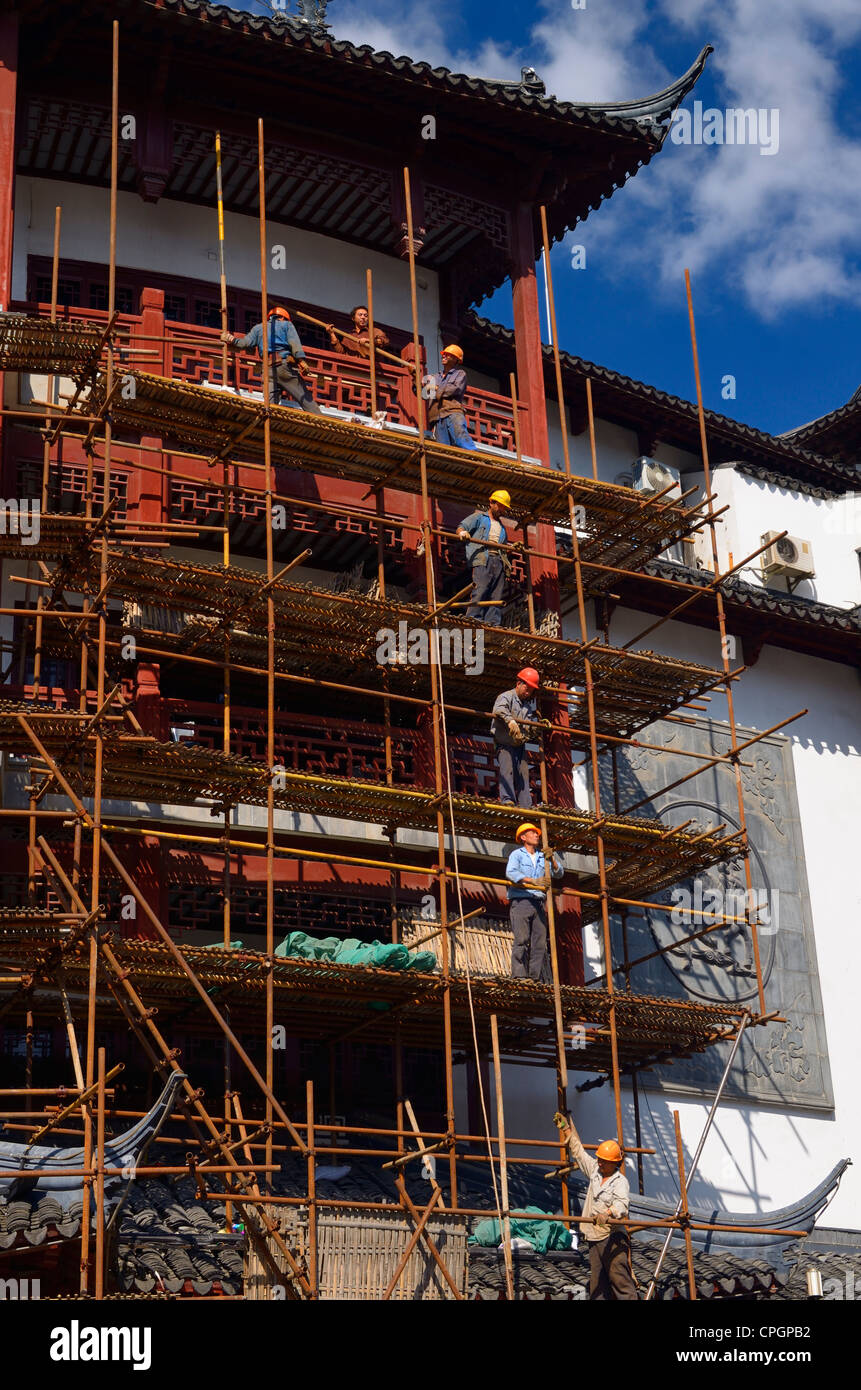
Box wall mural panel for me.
[603,719,833,1110]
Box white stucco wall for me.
[11,177,443,361]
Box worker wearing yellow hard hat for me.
[455,488,514,627]
[504,821,563,981]
[418,342,478,451]
[553,1111,638,1300]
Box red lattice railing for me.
[11,299,525,453]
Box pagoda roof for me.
[12,0,712,308]
[782,384,861,464]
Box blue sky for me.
[251,0,861,437]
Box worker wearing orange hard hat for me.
[456,488,513,627]
[421,343,477,451]
[553,1110,638,1300]
[222,305,321,414]
[505,821,563,980]
[491,667,541,806]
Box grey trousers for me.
[496,744,532,807]
[509,896,548,980]
[465,554,505,625]
[270,361,322,414]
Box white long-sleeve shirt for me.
[566,1123,630,1243]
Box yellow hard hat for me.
[490,489,511,508]
[442,343,464,361]
[596,1139,623,1163]
[515,822,541,841]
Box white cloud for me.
[293,0,861,319]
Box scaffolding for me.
[0,22,803,1301]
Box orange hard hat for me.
[515,822,541,841]
[517,667,540,690]
[596,1139,623,1163]
[267,306,291,320]
[442,343,464,361]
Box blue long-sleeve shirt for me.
[505,845,563,901]
[457,510,508,567]
[234,318,305,362]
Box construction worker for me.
[423,344,477,450]
[221,307,322,414]
[553,1111,638,1300]
[456,489,511,626]
[325,305,390,359]
[492,667,540,807]
[505,822,563,981]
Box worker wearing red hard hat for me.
[553,1110,638,1300]
[490,666,541,806]
[222,305,321,414]
[505,821,563,980]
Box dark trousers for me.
[465,554,505,625]
[496,744,532,807]
[270,361,322,414]
[588,1233,639,1300]
[509,896,547,980]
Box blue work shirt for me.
[458,510,508,567]
[234,318,305,362]
[505,845,563,902]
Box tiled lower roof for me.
[5,1151,858,1299]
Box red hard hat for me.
[517,667,540,690]
[267,306,291,320]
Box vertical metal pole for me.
[490,1014,515,1301]
[95,1046,107,1299]
[538,204,625,1148]
[306,1079,318,1298]
[403,166,457,1204]
[215,131,229,386]
[81,20,119,1292]
[673,1110,697,1300]
[684,271,766,1017]
[26,205,61,903]
[645,1013,749,1298]
[258,119,276,1187]
[366,267,377,419]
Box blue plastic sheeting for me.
[274,932,437,973]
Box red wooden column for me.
[0,13,18,481]
[510,203,583,982]
[0,12,17,314]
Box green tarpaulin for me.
[275,932,436,973]
[469,1207,574,1252]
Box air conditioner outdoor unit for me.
[760,531,815,581]
[632,456,681,499]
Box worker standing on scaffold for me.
[553,1111,639,1300]
[505,821,563,980]
[456,488,512,625]
[222,306,322,414]
[422,344,478,449]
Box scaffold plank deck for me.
[71,369,698,563]
[0,928,746,1071]
[0,699,741,914]
[47,549,726,741]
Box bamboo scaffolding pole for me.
[684,270,767,1019]
[539,204,625,1148]
[674,1108,697,1300]
[258,118,277,1192]
[403,165,457,1206]
[490,1013,515,1300]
